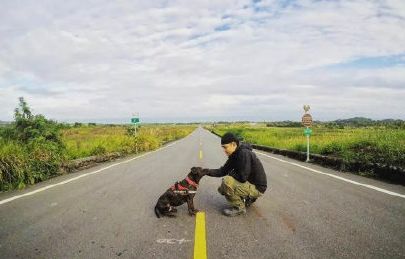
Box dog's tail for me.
[154,204,161,218]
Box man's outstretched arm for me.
[203,159,232,177]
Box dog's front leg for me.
[187,196,198,216]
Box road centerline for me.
[194,211,207,259]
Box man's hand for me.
[202,168,210,175]
[202,168,224,178]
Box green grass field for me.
[62,124,196,159]
[209,124,405,168]
[0,124,196,191]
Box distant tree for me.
[12,97,63,145]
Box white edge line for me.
[255,151,405,199]
[0,137,184,206]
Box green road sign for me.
[131,118,140,124]
[304,128,312,136]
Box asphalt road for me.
[0,127,404,259]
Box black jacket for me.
[207,143,267,193]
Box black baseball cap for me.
[221,132,239,145]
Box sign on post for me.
[304,127,312,136]
[302,113,313,127]
[131,117,140,124]
[302,105,312,162]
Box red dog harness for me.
[185,176,198,188]
[170,177,198,193]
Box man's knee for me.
[217,186,225,195]
[223,175,235,187]
[219,176,235,196]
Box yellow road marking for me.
[199,150,203,160]
[194,212,207,259]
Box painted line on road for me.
[255,151,405,199]
[194,211,207,259]
[157,238,192,245]
[0,138,185,206]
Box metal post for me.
[306,127,310,162]
[131,113,140,154]
[135,124,138,153]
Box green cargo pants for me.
[218,175,263,209]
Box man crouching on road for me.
[202,132,267,217]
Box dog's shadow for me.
[194,191,228,214]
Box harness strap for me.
[171,182,188,191]
[172,190,197,194]
[185,177,198,188]
[170,177,198,192]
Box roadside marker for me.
[194,212,207,259]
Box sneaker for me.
[223,207,246,217]
[244,197,257,208]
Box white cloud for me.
[0,0,405,122]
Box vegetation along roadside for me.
[207,122,405,184]
[0,98,196,192]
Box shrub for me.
[0,141,27,191]
[90,145,107,156]
[0,97,66,191]
[321,142,344,157]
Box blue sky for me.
[326,54,405,70]
[0,0,405,123]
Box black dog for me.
[154,167,205,218]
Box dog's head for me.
[188,166,205,184]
